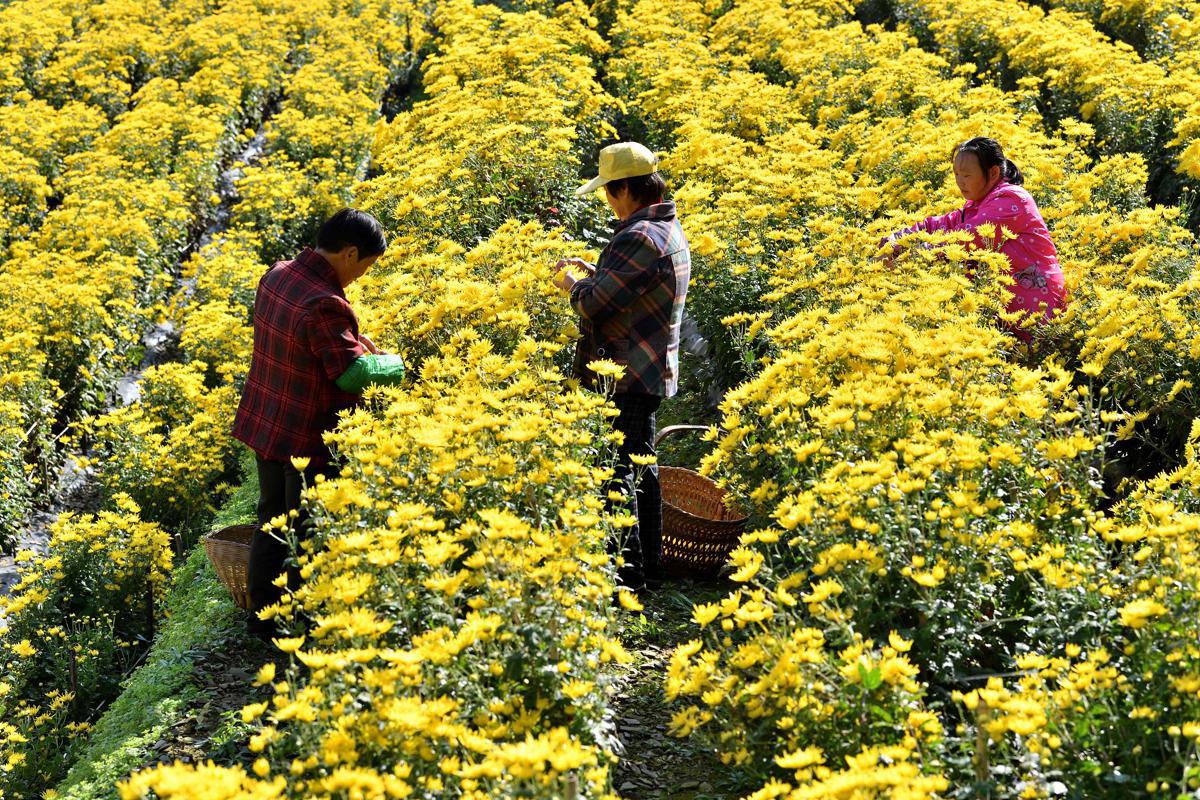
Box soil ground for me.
[611,578,742,800]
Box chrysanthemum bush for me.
[353,0,616,252]
[660,250,1117,794]
[0,496,171,796]
[667,253,1193,793]
[231,0,428,265]
[116,2,634,797]
[1041,0,1200,56]
[22,0,229,117]
[599,0,1200,794]
[915,0,1200,198]
[0,0,315,548]
[0,0,225,255]
[667,627,951,798]
[349,220,586,368]
[212,334,629,799]
[0,336,57,553]
[0,99,106,259]
[890,0,1200,178]
[118,338,635,797]
[1045,175,1199,411]
[944,423,1200,796]
[75,363,241,532]
[174,250,257,389]
[0,1,428,797]
[1044,0,1200,61]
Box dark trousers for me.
[608,392,663,590]
[247,455,334,626]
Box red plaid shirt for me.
[232,248,365,464]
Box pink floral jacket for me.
[891,181,1066,327]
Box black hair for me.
[316,208,387,257]
[953,137,1024,186]
[605,172,668,206]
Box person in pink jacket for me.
[881,137,1067,335]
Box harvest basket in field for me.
[656,425,747,579]
[203,524,255,610]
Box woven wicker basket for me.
[656,425,747,579]
[203,524,256,610]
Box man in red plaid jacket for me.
[233,209,405,638]
[553,142,691,595]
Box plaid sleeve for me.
[304,296,365,381]
[571,229,660,324]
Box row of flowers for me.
[77,0,430,534]
[117,1,638,798]
[0,0,228,255]
[4,0,1194,798]
[0,0,302,549]
[609,0,1198,427]
[602,0,1200,795]
[890,0,1200,181]
[1044,0,1200,61]
[0,1,428,797]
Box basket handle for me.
[654,424,713,449]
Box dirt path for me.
[612,579,738,800]
[142,633,286,769]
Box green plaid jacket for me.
[570,202,690,397]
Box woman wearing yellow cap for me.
[553,141,691,596]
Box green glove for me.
[335,354,407,394]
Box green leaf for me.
[869,703,895,724]
[858,663,883,691]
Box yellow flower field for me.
[0,0,1195,797]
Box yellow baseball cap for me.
[575,142,659,196]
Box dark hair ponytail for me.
[1002,158,1024,186]
[952,137,1024,186]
